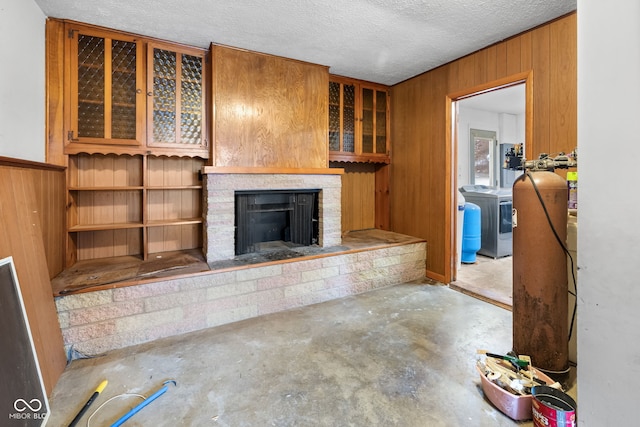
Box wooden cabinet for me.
[66,24,145,147]
[147,42,207,153]
[329,78,356,156]
[360,84,389,157]
[329,76,390,163]
[64,22,208,157]
[50,21,209,267]
[66,153,203,265]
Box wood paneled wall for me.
[339,163,376,232]
[337,162,391,233]
[211,45,329,169]
[0,159,67,395]
[0,158,66,279]
[390,13,577,282]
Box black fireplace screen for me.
[235,190,319,255]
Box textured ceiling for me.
[460,84,526,115]
[34,0,576,86]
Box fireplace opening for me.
[235,190,320,255]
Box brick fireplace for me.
[55,169,427,358]
[204,171,343,263]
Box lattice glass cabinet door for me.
[361,86,388,155]
[147,43,206,149]
[328,80,356,154]
[67,24,145,145]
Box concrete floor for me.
[48,279,576,426]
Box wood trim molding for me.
[203,166,344,175]
[444,70,534,284]
[0,156,65,171]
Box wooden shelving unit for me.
[328,75,391,233]
[58,21,209,268]
[66,153,204,265]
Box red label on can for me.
[532,397,576,427]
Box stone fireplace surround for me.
[204,172,343,263]
[54,170,427,358]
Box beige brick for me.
[257,272,302,290]
[321,254,353,267]
[207,281,256,300]
[356,250,381,262]
[62,320,116,345]
[236,264,282,281]
[55,291,113,312]
[57,311,70,329]
[190,294,256,317]
[207,191,233,204]
[179,271,237,291]
[257,292,303,316]
[300,266,339,282]
[144,318,208,344]
[282,258,323,273]
[284,280,325,298]
[112,281,180,301]
[68,300,144,326]
[373,254,407,268]
[60,236,429,356]
[115,308,183,333]
[71,330,149,356]
[253,288,284,304]
[339,259,374,274]
[144,288,207,312]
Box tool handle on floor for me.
[68,380,108,427]
[477,349,530,368]
[110,380,176,427]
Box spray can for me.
[567,171,578,210]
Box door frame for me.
[445,71,533,282]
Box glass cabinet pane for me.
[153,48,177,144]
[77,35,105,138]
[328,81,355,153]
[72,27,140,144]
[111,40,137,139]
[375,90,387,154]
[361,88,374,153]
[180,54,203,145]
[343,84,355,153]
[151,47,204,147]
[329,82,340,151]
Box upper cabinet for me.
[329,78,356,156]
[63,22,208,158]
[66,25,145,147]
[147,42,207,151]
[329,76,390,163]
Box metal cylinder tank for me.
[512,171,568,372]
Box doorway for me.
[450,76,530,307]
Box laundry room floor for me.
[451,255,513,310]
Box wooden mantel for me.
[203,166,344,175]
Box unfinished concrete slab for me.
[47,280,576,426]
